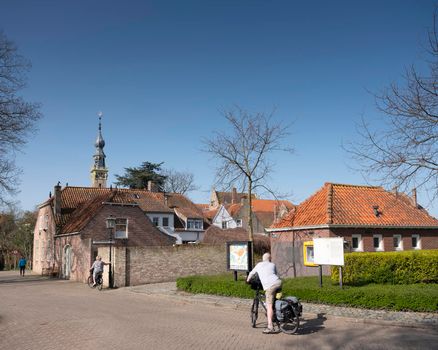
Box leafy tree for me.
[347,12,438,199]
[0,208,35,270]
[203,106,292,247]
[115,162,167,190]
[0,32,42,205]
[13,211,36,261]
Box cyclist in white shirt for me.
[89,256,110,286]
[247,253,282,334]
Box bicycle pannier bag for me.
[248,272,263,290]
[275,300,288,321]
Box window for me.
[236,219,242,227]
[393,234,403,251]
[152,217,159,226]
[411,234,421,249]
[115,218,128,239]
[187,219,203,230]
[162,217,169,227]
[222,221,228,229]
[351,234,363,252]
[373,234,384,251]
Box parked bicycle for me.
[249,276,302,334]
[87,272,103,291]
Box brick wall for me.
[82,205,174,246]
[271,229,331,278]
[98,244,228,287]
[271,227,438,278]
[33,204,56,275]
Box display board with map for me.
[226,241,252,271]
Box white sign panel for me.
[313,237,344,266]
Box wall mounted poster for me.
[227,241,252,271]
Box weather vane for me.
[97,111,103,120]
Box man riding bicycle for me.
[89,256,110,287]
[247,253,282,334]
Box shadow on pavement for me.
[297,313,327,335]
[249,313,327,335]
[0,273,59,284]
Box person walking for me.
[247,253,282,334]
[18,256,27,276]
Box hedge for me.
[177,274,438,312]
[331,250,438,285]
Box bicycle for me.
[249,278,302,334]
[87,272,103,291]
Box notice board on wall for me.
[313,237,344,266]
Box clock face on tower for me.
[94,172,108,180]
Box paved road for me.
[0,272,437,350]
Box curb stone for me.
[127,282,438,330]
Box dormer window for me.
[187,219,203,230]
[372,205,380,217]
[114,218,128,239]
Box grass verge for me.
[176,274,438,312]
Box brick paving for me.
[0,271,437,350]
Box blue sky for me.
[1,0,437,216]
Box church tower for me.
[90,112,108,188]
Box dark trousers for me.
[20,266,25,276]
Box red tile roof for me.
[50,186,174,231]
[203,209,218,220]
[60,191,137,234]
[251,199,294,212]
[271,183,438,229]
[58,187,172,213]
[151,192,205,219]
[196,203,209,211]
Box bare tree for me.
[0,32,41,204]
[203,107,292,244]
[162,169,199,194]
[347,13,438,199]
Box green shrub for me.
[176,273,438,312]
[331,250,438,285]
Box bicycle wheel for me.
[279,308,299,334]
[97,277,103,291]
[251,298,259,328]
[87,275,94,288]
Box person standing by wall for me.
[18,256,27,276]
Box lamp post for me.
[106,215,116,288]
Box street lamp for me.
[106,215,116,288]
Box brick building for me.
[33,186,175,282]
[203,187,294,234]
[267,183,438,278]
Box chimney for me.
[231,187,237,204]
[54,182,62,215]
[412,188,417,207]
[147,180,157,192]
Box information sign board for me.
[314,237,344,266]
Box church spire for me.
[90,111,108,188]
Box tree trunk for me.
[248,180,254,268]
